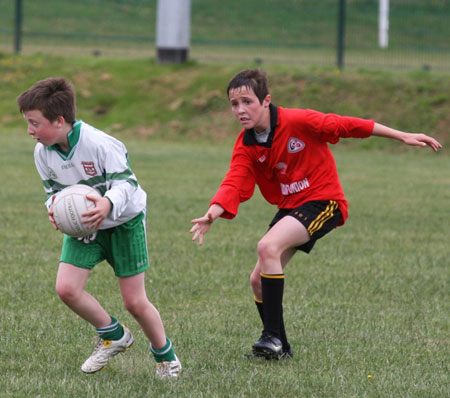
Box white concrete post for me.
[156,0,191,63]
[378,0,389,48]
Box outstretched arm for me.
[190,204,225,246]
[372,123,442,152]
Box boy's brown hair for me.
[226,69,269,104]
[17,77,76,124]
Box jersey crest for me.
[48,167,58,179]
[287,137,305,153]
[81,161,98,176]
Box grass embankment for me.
[1,53,449,147]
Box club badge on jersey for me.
[82,161,98,176]
[287,137,305,153]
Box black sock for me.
[254,297,264,322]
[279,306,289,350]
[260,273,284,340]
[255,296,289,350]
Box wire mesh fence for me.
[0,0,449,71]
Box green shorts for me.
[60,211,149,277]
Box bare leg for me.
[250,216,309,298]
[56,262,111,328]
[250,247,297,300]
[119,272,166,349]
[250,216,311,356]
[257,215,310,275]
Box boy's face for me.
[23,110,67,148]
[228,86,271,131]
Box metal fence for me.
[1,0,449,71]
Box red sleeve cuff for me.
[210,185,241,219]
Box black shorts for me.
[268,200,342,254]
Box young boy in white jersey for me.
[17,77,181,378]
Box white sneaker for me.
[155,355,182,378]
[81,327,134,373]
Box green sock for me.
[96,315,124,341]
[150,337,176,363]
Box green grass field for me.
[1,132,449,398]
[0,54,449,397]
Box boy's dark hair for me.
[227,69,269,104]
[17,77,76,124]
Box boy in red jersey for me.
[190,69,442,360]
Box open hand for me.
[402,133,442,152]
[190,213,214,246]
[81,196,111,230]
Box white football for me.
[52,184,101,237]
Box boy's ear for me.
[263,94,271,107]
[56,115,66,128]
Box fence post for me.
[14,0,23,53]
[337,0,346,69]
[156,0,191,64]
[378,0,389,48]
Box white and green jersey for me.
[34,120,146,229]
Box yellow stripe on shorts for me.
[307,200,338,236]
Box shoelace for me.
[260,331,274,341]
[90,338,114,360]
[91,338,104,355]
[157,361,178,376]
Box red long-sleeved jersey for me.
[210,105,374,226]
